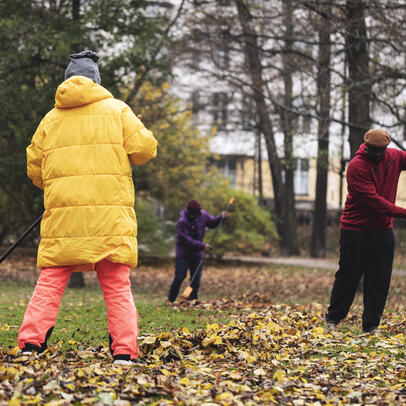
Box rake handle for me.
[0,214,43,264]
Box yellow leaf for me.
[160,340,171,348]
[6,347,20,356]
[206,323,220,333]
[260,392,276,402]
[212,335,223,345]
[137,376,149,385]
[254,368,266,376]
[80,398,98,405]
[6,367,20,377]
[246,355,257,364]
[44,400,65,406]
[9,399,21,406]
[229,371,242,379]
[179,377,190,385]
[311,327,325,337]
[93,367,105,375]
[143,336,156,344]
[215,392,233,401]
[273,369,286,381]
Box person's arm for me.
[205,212,223,229]
[122,105,158,165]
[177,221,206,250]
[348,165,406,218]
[26,121,45,190]
[399,149,406,170]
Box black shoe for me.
[21,343,41,353]
[363,327,379,335]
[113,354,137,365]
[325,322,337,333]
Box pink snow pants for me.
[18,259,139,359]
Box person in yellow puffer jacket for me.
[18,50,157,365]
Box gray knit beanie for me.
[64,50,101,84]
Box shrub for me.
[196,181,278,257]
[135,198,173,257]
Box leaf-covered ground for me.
[0,254,405,405]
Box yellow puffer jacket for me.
[27,76,158,269]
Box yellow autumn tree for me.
[127,81,211,215]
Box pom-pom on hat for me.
[364,129,390,148]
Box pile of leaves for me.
[1,303,405,405]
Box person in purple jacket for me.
[167,200,227,302]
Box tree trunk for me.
[72,0,80,20]
[69,271,85,288]
[310,6,331,258]
[345,0,370,158]
[235,0,297,255]
[280,0,299,255]
[0,225,9,246]
[257,130,264,205]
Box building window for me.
[281,158,309,195]
[214,32,230,69]
[294,158,309,196]
[241,93,255,130]
[214,156,237,187]
[212,92,228,129]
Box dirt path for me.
[223,255,406,276]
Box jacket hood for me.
[179,209,203,221]
[355,143,367,157]
[355,143,389,165]
[55,76,113,109]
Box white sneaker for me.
[113,359,134,366]
[21,350,37,358]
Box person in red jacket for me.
[325,129,406,334]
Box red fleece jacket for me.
[341,143,406,230]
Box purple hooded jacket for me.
[175,209,222,258]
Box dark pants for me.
[168,256,203,302]
[326,228,395,331]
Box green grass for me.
[1,262,404,351]
[0,280,232,350]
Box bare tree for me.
[310,3,331,258]
[345,0,371,157]
[280,0,299,255]
[235,0,300,255]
